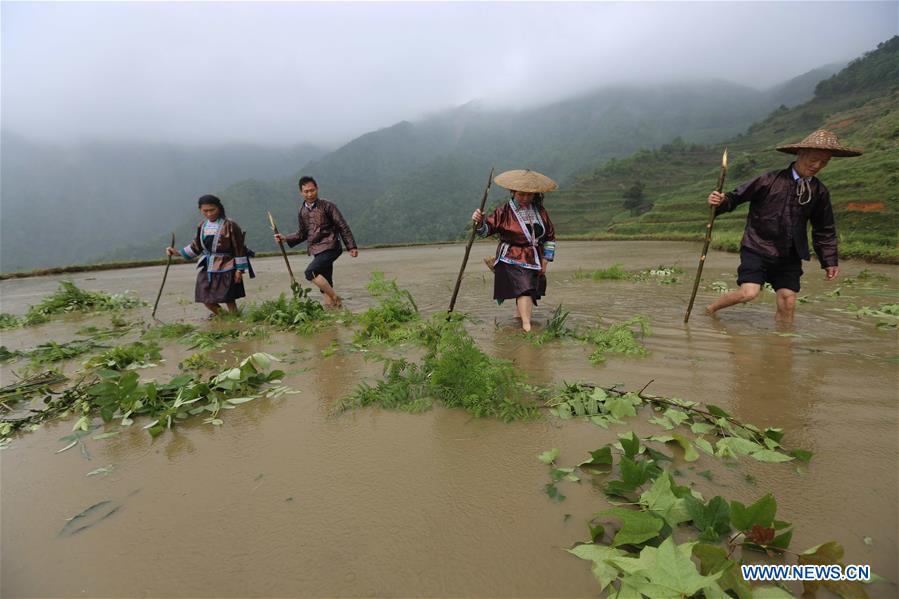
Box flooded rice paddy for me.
[1,240,897,597]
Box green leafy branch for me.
[338,314,539,421]
[834,302,898,330]
[141,322,197,341]
[547,382,810,464]
[352,272,421,345]
[546,437,871,598]
[184,328,241,350]
[1,353,290,443]
[0,281,145,329]
[573,264,683,284]
[523,305,651,364]
[241,286,335,334]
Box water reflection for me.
[724,331,820,432]
[306,327,375,410]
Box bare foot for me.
[522,321,532,332]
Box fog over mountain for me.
[0,136,326,271]
[2,2,895,145]
[1,2,895,272]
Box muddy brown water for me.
[1,241,896,597]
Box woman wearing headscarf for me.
[166,194,250,316]
[472,169,558,332]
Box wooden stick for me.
[448,166,495,315]
[267,212,300,295]
[152,232,175,319]
[548,381,773,446]
[684,148,728,323]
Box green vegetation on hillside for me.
[553,37,899,263]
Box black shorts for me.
[736,247,803,292]
[305,248,341,289]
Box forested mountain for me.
[1,55,851,272]
[0,135,325,271]
[112,71,836,264]
[762,63,844,108]
[552,36,898,262]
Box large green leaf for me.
[616,579,645,599]
[693,543,753,599]
[770,528,793,551]
[649,415,675,430]
[685,495,731,541]
[605,455,659,497]
[716,437,764,458]
[705,404,731,418]
[579,446,613,472]
[692,543,730,575]
[619,432,641,457]
[789,448,813,462]
[730,493,776,531]
[694,437,715,455]
[567,544,627,593]
[671,432,699,462]
[691,422,715,435]
[597,507,663,547]
[603,395,638,420]
[639,471,691,528]
[750,449,794,463]
[662,408,689,428]
[620,455,652,487]
[607,538,721,598]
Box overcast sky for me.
[2,1,896,147]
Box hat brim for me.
[493,170,559,193]
[776,144,863,158]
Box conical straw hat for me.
[494,169,559,193]
[776,130,863,157]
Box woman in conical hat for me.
[472,169,558,332]
[706,130,862,323]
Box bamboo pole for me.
[267,212,300,296]
[151,232,175,319]
[684,148,728,323]
[448,166,495,314]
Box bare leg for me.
[706,283,761,315]
[225,302,239,313]
[203,303,221,316]
[517,295,534,332]
[311,274,341,307]
[775,288,797,323]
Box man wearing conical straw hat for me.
[706,130,863,322]
[472,169,558,332]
